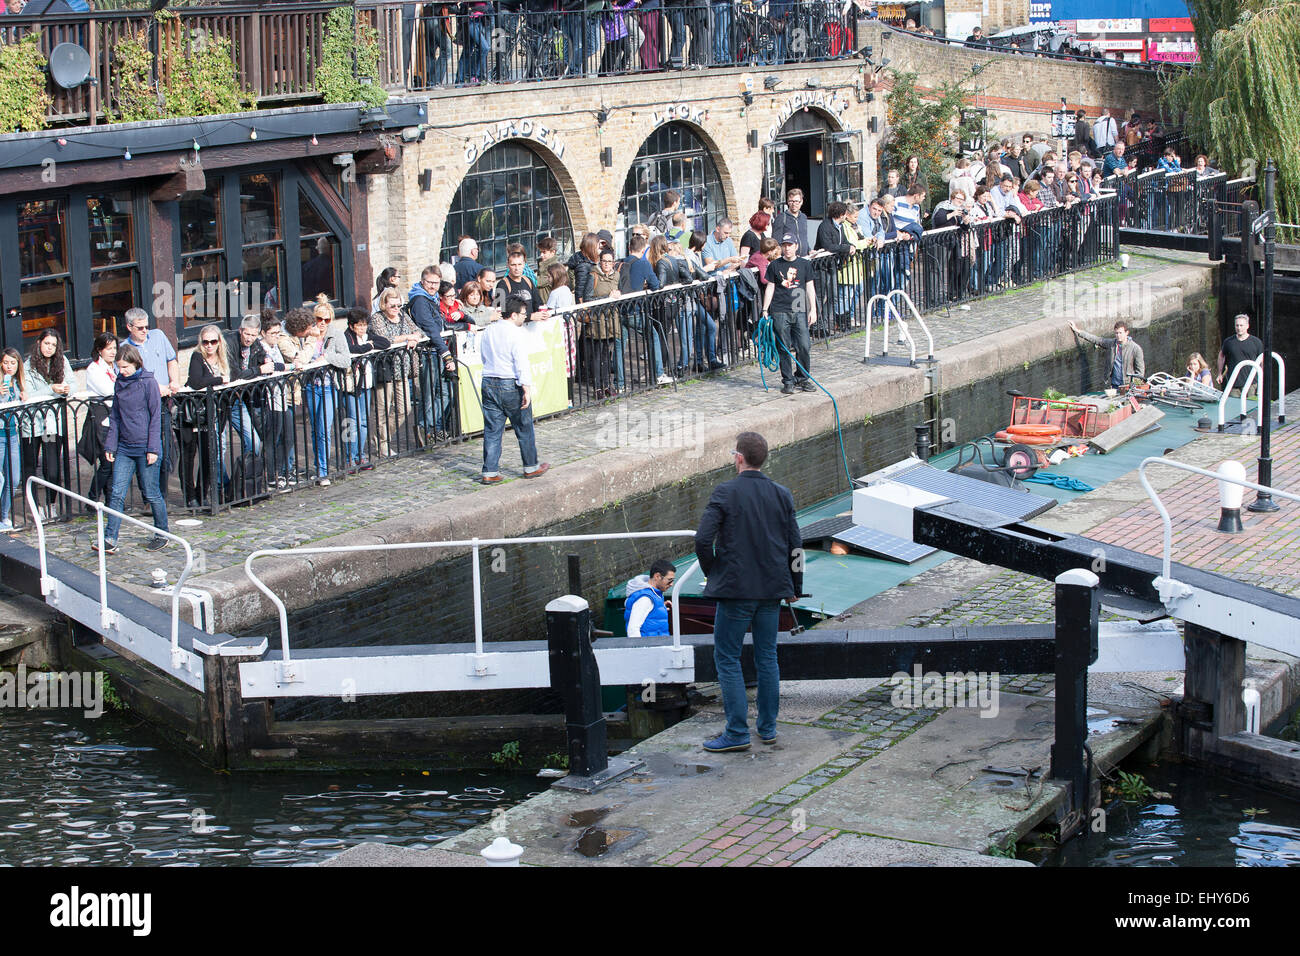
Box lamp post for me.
[1248,158,1278,513]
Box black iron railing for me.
[3,193,1120,530]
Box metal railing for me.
[1137,458,1300,605]
[400,1,863,90]
[1217,354,1287,430]
[24,476,196,666]
[245,529,699,667]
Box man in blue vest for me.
[624,560,676,637]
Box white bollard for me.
[1242,686,1261,734]
[480,836,524,867]
[1216,460,1247,533]
[1120,253,1130,270]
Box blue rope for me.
[1025,472,1094,492]
[751,314,854,490]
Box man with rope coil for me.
[761,232,818,395]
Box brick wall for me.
[367,39,1160,280]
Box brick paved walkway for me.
[1087,415,1300,596]
[9,249,1208,591]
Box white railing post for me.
[471,537,484,659]
[25,477,194,672]
[1137,457,1300,604]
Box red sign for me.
[1149,17,1194,32]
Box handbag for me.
[178,397,208,430]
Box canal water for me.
[0,707,532,866]
[1048,760,1300,867]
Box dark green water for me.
[0,707,533,866]
[1049,761,1300,867]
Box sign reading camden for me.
[651,104,707,128]
[769,90,849,141]
[465,120,566,164]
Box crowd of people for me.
[405,0,879,86]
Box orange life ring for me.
[1007,423,1062,437]
[996,430,1058,445]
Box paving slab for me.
[795,833,1032,867]
[319,842,484,867]
[435,711,864,866]
[793,690,1150,852]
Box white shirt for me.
[479,318,533,389]
[1093,115,1118,149]
[86,358,116,398]
[546,286,575,312]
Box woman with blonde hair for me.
[183,323,232,507]
[1186,352,1214,387]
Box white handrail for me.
[1136,457,1300,599]
[24,477,196,667]
[1216,353,1286,429]
[245,530,699,664]
[864,293,904,360]
[888,289,935,360]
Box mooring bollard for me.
[1216,459,1247,533]
[1051,568,1100,830]
[480,836,524,867]
[546,594,645,794]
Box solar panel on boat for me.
[831,526,937,564]
[800,515,854,545]
[891,463,1056,520]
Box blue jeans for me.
[772,311,811,386]
[713,598,781,741]
[676,305,695,371]
[710,2,730,64]
[105,450,168,544]
[0,431,19,523]
[344,389,370,465]
[458,16,493,83]
[304,382,336,478]
[481,377,539,478]
[229,400,262,456]
[695,301,717,363]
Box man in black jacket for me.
[695,431,803,752]
[770,188,811,257]
[815,200,853,331]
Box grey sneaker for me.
[145,535,169,552]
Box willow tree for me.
[1162,0,1300,236]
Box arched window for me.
[440,142,574,272]
[622,123,725,235]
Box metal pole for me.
[1051,568,1100,830]
[1249,159,1278,513]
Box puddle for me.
[573,826,642,858]
[566,807,618,828]
[674,761,717,776]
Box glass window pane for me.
[18,199,68,279]
[300,235,340,303]
[86,193,135,269]
[621,123,724,235]
[241,173,281,243]
[440,143,574,271]
[181,253,224,329]
[299,187,331,236]
[90,268,139,341]
[242,245,282,315]
[19,278,69,345]
[180,180,222,254]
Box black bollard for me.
[547,594,644,793]
[914,424,933,461]
[1050,568,1100,834]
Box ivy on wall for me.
[881,67,984,198]
[317,5,389,108]
[111,10,256,123]
[0,33,54,133]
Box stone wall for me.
[368,37,1161,279]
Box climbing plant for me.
[317,5,388,108]
[0,33,53,133]
[1162,0,1300,240]
[111,11,255,123]
[881,66,986,198]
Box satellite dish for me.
[48,43,92,91]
